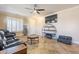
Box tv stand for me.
[42,24,57,39]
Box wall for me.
[47,6,79,44]
[0,11,27,33]
[0,11,45,36]
[0,14,6,29]
[27,14,45,36]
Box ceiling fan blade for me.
[36,9,45,11]
[37,11,40,14]
[25,8,33,10]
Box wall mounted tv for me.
[45,14,57,23]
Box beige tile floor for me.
[17,36,79,54]
[27,37,79,54]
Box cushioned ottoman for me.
[57,35,72,45]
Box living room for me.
[0,4,79,54]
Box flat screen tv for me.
[45,14,57,23]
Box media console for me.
[42,24,57,39]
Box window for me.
[5,17,23,32]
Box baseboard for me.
[72,41,79,44]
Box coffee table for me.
[27,34,39,44]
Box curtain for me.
[5,17,23,32]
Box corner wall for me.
[27,15,45,36]
[47,6,79,44]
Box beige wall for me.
[0,11,45,36]
[27,14,45,36]
[47,6,79,44]
[0,14,6,29]
[0,11,27,31]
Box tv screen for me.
[45,14,57,23]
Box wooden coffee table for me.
[27,34,39,44]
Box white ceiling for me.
[0,4,78,16]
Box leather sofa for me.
[0,29,22,51]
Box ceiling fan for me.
[25,4,45,14]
